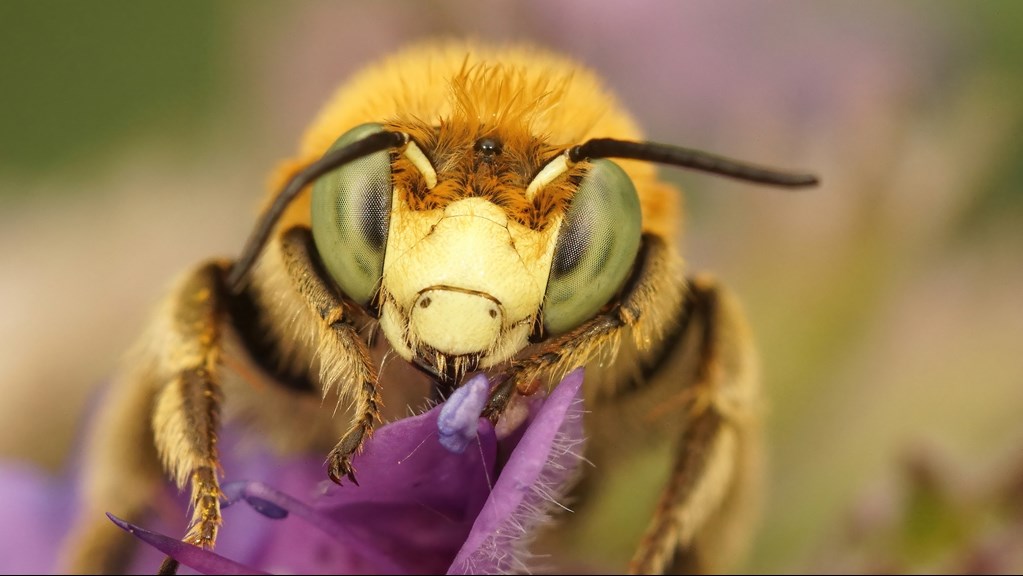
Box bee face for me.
[312,119,644,378]
[378,195,560,373]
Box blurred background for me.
[2,0,1021,572]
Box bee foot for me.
[482,375,517,421]
[327,452,359,486]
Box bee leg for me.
[149,263,231,563]
[626,275,759,575]
[278,226,379,485]
[494,234,684,401]
[494,235,756,574]
[64,261,232,574]
[482,376,518,420]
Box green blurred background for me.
[2,1,1021,572]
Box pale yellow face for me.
[378,195,562,374]
[310,119,644,383]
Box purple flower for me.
[0,463,79,574]
[0,369,586,574]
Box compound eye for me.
[311,123,392,306]
[542,159,642,335]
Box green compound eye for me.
[311,123,392,306]
[542,159,642,335]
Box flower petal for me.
[94,371,586,574]
[449,368,587,574]
[296,402,499,574]
[107,513,269,575]
[120,392,501,574]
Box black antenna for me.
[569,138,819,188]
[226,130,407,292]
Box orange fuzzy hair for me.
[269,39,681,241]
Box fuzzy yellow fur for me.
[267,39,681,242]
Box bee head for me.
[228,122,816,384]
[301,120,642,380]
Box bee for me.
[62,40,817,574]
